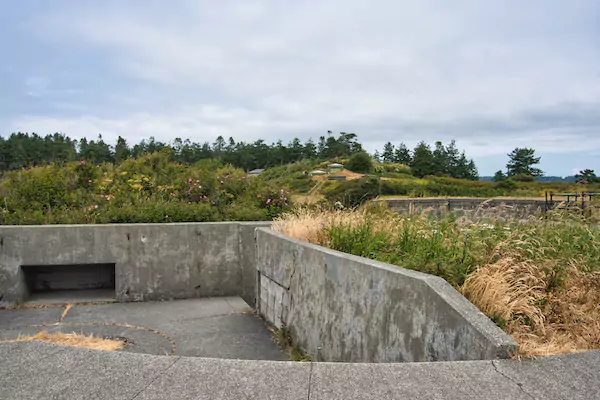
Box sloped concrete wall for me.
[0,222,269,306]
[256,228,517,363]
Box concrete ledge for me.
[1,342,598,400]
[379,197,552,215]
[256,228,517,362]
[0,222,270,306]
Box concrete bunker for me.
[0,222,517,363]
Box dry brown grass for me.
[2,331,125,351]
[273,208,375,245]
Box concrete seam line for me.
[307,362,314,400]
[237,223,244,294]
[128,356,181,400]
[259,271,290,291]
[491,360,536,400]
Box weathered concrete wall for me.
[0,222,269,306]
[379,198,553,216]
[256,228,517,363]
[238,222,272,307]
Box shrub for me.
[496,178,517,190]
[0,155,291,224]
[345,151,373,173]
[511,173,535,182]
[324,177,380,207]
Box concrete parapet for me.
[256,228,517,362]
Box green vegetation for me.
[275,325,312,362]
[506,147,543,178]
[320,174,600,207]
[344,151,373,173]
[575,169,599,184]
[1,131,598,224]
[0,131,364,172]
[0,151,291,225]
[275,206,600,357]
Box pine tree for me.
[372,150,381,162]
[410,142,435,178]
[432,141,449,176]
[114,136,130,162]
[492,170,507,182]
[394,143,411,165]
[303,139,317,159]
[381,142,395,163]
[506,148,543,177]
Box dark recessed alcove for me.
[21,263,116,304]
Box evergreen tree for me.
[574,169,598,184]
[288,138,303,161]
[317,136,327,158]
[432,141,449,176]
[394,142,411,165]
[303,139,317,159]
[492,170,507,182]
[410,142,435,178]
[372,150,381,162]
[381,142,395,163]
[212,136,226,160]
[114,136,130,162]
[506,148,543,177]
[445,140,461,178]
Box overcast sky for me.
[2,1,599,175]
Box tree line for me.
[0,132,479,177]
[0,131,364,172]
[373,140,478,180]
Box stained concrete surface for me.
[257,228,516,362]
[0,341,598,400]
[0,222,271,306]
[0,297,286,360]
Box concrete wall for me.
[379,198,552,216]
[0,222,269,307]
[256,228,517,363]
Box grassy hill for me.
[0,153,597,225]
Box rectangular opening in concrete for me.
[21,263,116,304]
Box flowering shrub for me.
[0,152,291,224]
[260,188,291,218]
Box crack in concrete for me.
[129,356,181,400]
[491,360,536,400]
[59,304,72,322]
[287,268,296,291]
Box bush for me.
[0,154,291,224]
[496,178,517,190]
[511,173,535,182]
[345,152,373,173]
[324,177,380,207]
[374,162,412,175]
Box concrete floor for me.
[25,289,116,305]
[0,297,287,360]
